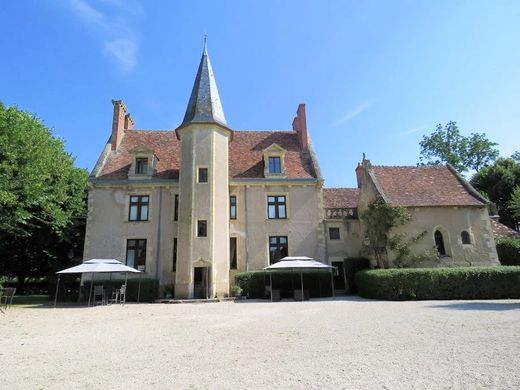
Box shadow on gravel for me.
[429,302,520,311]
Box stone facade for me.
[83,47,499,299]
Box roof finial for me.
[203,33,208,54]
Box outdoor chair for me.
[1,287,16,310]
[119,284,126,305]
[108,288,120,305]
[93,285,105,306]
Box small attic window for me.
[263,143,287,178]
[268,157,281,174]
[135,158,148,174]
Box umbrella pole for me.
[88,272,94,307]
[330,269,335,299]
[269,272,273,302]
[300,271,304,302]
[137,273,142,303]
[124,272,128,306]
[54,275,60,309]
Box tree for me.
[471,157,520,230]
[360,199,410,268]
[509,186,520,221]
[419,121,499,172]
[0,103,88,292]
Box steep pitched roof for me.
[179,46,227,129]
[370,165,485,207]
[96,129,316,180]
[491,219,520,238]
[323,188,359,208]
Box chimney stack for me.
[292,103,309,151]
[111,100,133,150]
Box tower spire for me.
[178,40,227,129]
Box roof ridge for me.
[372,164,445,169]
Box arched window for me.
[461,231,471,245]
[434,230,446,256]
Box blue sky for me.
[1,1,519,187]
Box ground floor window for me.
[269,236,288,264]
[126,239,147,271]
[329,227,340,240]
[230,237,237,269]
[434,230,446,256]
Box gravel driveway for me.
[1,297,519,389]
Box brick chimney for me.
[356,153,370,188]
[292,103,309,151]
[111,100,133,150]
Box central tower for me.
[174,44,232,298]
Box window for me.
[135,158,148,174]
[434,230,446,256]
[129,195,149,221]
[269,236,288,264]
[198,167,208,183]
[174,194,179,221]
[461,231,471,245]
[267,195,286,219]
[230,196,237,219]
[230,237,237,269]
[172,238,177,272]
[329,227,340,240]
[126,239,147,271]
[268,156,281,174]
[197,220,207,237]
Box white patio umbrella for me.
[55,259,142,308]
[263,256,335,301]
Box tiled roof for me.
[96,129,316,180]
[323,188,359,208]
[370,165,485,207]
[491,219,520,238]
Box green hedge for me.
[355,266,520,300]
[235,271,334,299]
[496,237,520,266]
[344,257,371,293]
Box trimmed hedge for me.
[356,266,520,300]
[235,270,334,299]
[496,237,520,266]
[344,257,370,293]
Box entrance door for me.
[193,267,209,299]
[332,261,346,292]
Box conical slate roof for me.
[180,45,228,128]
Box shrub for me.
[496,237,520,265]
[343,257,371,293]
[356,266,520,300]
[235,270,334,299]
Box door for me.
[332,261,346,291]
[193,267,209,299]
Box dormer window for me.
[268,157,281,174]
[128,146,157,180]
[135,158,148,175]
[263,143,287,178]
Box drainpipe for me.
[244,186,250,271]
[155,187,163,280]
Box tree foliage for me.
[509,186,520,221]
[419,121,499,172]
[0,103,88,291]
[471,157,520,230]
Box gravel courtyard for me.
[1,297,519,389]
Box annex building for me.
[84,46,499,299]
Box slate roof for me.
[323,188,360,209]
[490,219,520,238]
[96,129,316,180]
[370,165,486,207]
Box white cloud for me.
[67,0,140,72]
[104,39,137,71]
[399,125,430,136]
[334,99,376,126]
